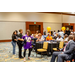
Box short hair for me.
[58,30,60,32]
[68,35,73,40]
[65,34,68,37]
[26,29,31,36]
[38,33,42,36]
[19,29,23,32]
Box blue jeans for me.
[11,41,16,54]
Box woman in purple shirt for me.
[22,30,33,62]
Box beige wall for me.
[0,22,25,40]
[0,12,75,23]
[62,15,75,23]
[43,22,62,34]
[0,12,62,23]
[0,12,75,40]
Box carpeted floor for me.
[0,42,52,62]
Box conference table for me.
[35,41,59,56]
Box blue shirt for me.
[42,35,47,38]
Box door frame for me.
[62,23,74,31]
[26,22,43,34]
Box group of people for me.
[51,34,75,62]
[32,29,74,44]
[50,28,75,62]
[11,28,75,62]
[11,29,33,62]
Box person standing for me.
[22,30,33,62]
[59,30,64,38]
[15,30,18,37]
[17,29,24,58]
[65,28,70,36]
[11,31,17,55]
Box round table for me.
[35,41,59,56]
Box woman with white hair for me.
[36,33,44,42]
[56,34,63,41]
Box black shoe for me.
[19,56,24,58]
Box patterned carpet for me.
[0,42,52,62]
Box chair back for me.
[43,42,48,49]
[59,41,64,49]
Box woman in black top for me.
[17,29,24,58]
[11,31,17,55]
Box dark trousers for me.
[17,42,23,58]
[51,52,62,62]
[51,51,69,62]
[24,48,32,57]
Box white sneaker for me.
[24,58,26,62]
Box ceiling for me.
[39,12,75,16]
[50,12,75,14]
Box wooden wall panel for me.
[0,40,12,42]
[26,22,43,34]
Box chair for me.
[36,42,48,58]
[53,41,64,51]
[31,38,37,51]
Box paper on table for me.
[53,42,57,43]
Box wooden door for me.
[26,22,43,34]
[29,25,35,34]
[62,23,74,31]
[29,25,41,34]
[35,25,41,33]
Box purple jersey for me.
[22,34,33,49]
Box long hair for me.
[13,31,16,35]
[26,29,31,36]
[12,31,16,38]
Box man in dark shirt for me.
[65,28,70,36]
[17,29,24,58]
